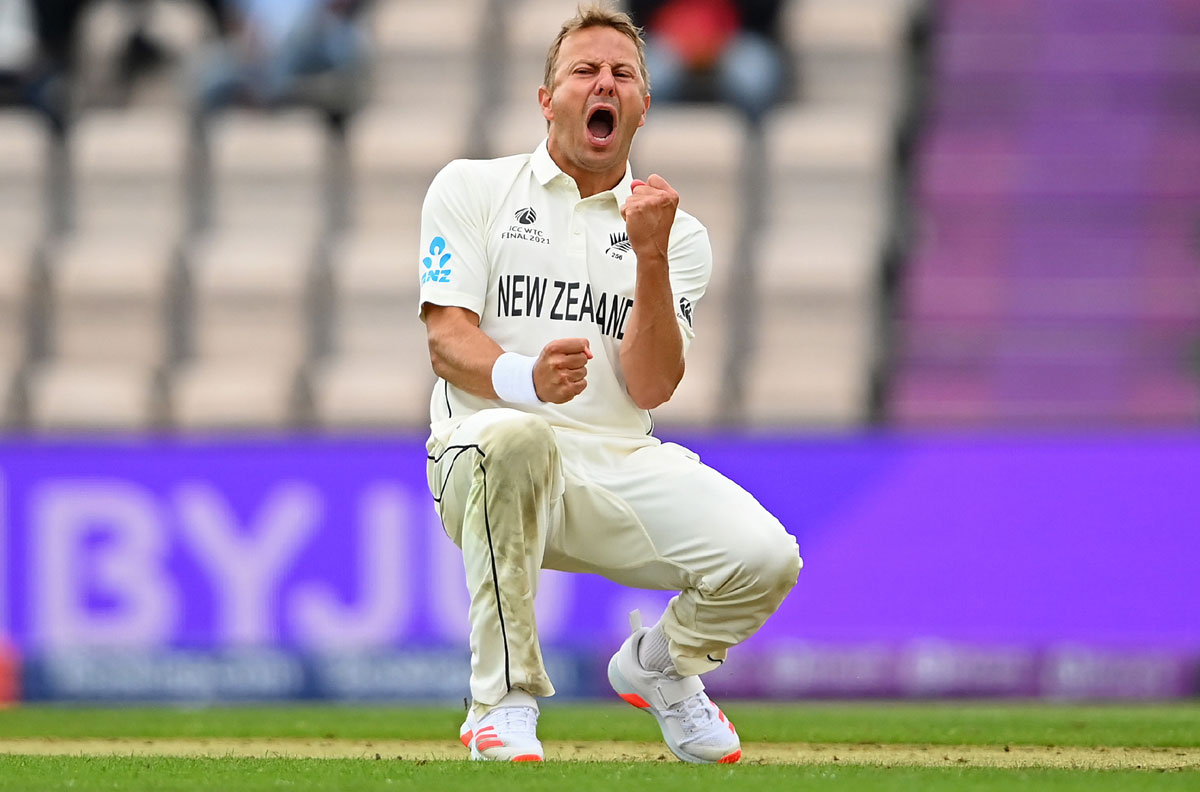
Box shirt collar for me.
[531,138,634,203]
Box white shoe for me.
[458,690,544,762]
[607,613,741,764]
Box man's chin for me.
[579,152,624,176]
[583,134,617,155]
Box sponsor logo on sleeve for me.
[421,236,453,284]
[677,297,693,327]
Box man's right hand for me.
[534,338,593,403]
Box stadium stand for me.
[0,240,33,370]
[309,230,434,429]
[787,0,917,119]
[0,111,44,240]
[889,0,1200,425]
[171,230,315,429]
[627,104,743,426]
[194,109,330,235]
[743,104,896,426]
[1,0,928,432]
[46,233,174,366]
[73,107,187,235]
[26,360,165,430]
[170,358,302,429]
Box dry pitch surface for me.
[0,739,1197,771]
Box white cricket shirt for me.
[418,139,712,445]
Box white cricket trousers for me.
[427,408,802,707]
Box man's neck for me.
[546,145,624,198]
[573,174,622,199]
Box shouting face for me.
[539,26,650,198]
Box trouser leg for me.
[550,441,802,677]
[428,409,562,706]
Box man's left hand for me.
[621,174,678,265]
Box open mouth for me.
[586,106,616,145]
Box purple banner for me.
[1,433,1198,698]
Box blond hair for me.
[543,3,650,93]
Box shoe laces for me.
[485,705,538,737]
[668,692,717,736]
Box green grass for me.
[0,757,1194,792]
[0,702,1196,791]
[1,701,1198,747]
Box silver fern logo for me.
[606,231,632,259]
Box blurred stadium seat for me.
[184,230,316,366]
[309,357,433,429]
[763,106,893,236]
[46,233,176,366]
[310,230,436,429]
[785,0,918,118]
[0,240,34,370]
[200,110,330,235]
[73,108,188,235]
[0,111,45,240]
[0,364,17,427]
[368,0,486,115]
[170,359,301,430]
[168,229,315,429]
[325,230,421,360]
[503,0,577,107]
[648,301,732,429]
[745,297,878,426]
[349,107,464,234]
[27,361,164,431]
[629,105,744,267]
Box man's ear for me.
[538,85,554,122]
[637,92,650,128]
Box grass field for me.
[0,700,1197,790]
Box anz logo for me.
[421,236,452,284]
[606,231,633,260]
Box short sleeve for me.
[666,219,713,355]
[418,160,492,320]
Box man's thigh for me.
[427,408,563,547]
[549,442,788,590]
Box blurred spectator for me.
[626,0,787,124]
[21,0,82,130]
[118,0,232,88]
[190,0,368,121]
[14,0,227,129]
[0,0,36,94]
[186,0,368,235]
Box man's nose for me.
[593,67,616,95]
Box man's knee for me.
[476,411,558,476]
[728,523,802,599]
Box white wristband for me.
[491,352,541,404]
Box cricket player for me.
[419,3,801,764]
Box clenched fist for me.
[621,173,678,263]
[533,337,593,403]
